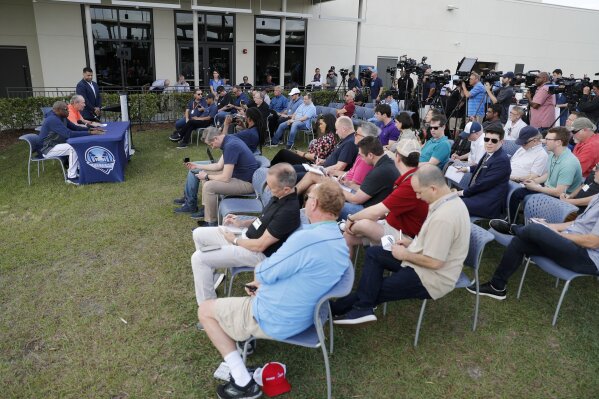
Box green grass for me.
[1,128,598,398]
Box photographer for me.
[396,70,414,108]
[462,72,486,122]
[422,69,436,104]
[485,72,515,124]
[348,71,361,90]
[352,86,365,106]
[578,81,599,125]
[325,69,338,90]
[370,70,383,102]
[526,72,556,131]
[553,69,569,126]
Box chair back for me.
[254,155,271,168]
[364,103,375,109]
[314,260,354,324]
[363,108,375,120]
[464,223,494,271]
[315,105,323,115]
[353,106,365,120]
[251,167,268,196]
[40,107,52,118]
[523,194,578,224]
[19,134,42,157]
[502,140,520,158]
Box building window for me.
[255,17,306,88]
[89,6,154,87]
[175,12,234,87]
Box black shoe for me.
[169,132,181,142]
[173,197,185,205]
[333,307,377,326]
[190,208,205,220]
[176,142,189,149]
[467,281,506,301]
[197,220,218,227]
[174,204,198,214]
[489,219,516,235]
[217,377,262,399]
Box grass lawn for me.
[1,127,598,398]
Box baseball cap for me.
[515,126,540,146]
[394,139,421,157]
[289,87,301,96]
[569,117,596,132]
[253,362,291,397]
[459,121,482,139]
[502,72,515,79]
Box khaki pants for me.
[201,178,253,222]
[214,297,271,342]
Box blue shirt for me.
[200,103,218,119]
[370,77,383,99]
[467,82,486,117]
[233,92,250,108]
[294,102,317,122]
[39,111,89,154]
[253,221,349,340]
[221,135,259,182]
[235,126,259,153]
[210,79,224,93]
[286,97,302,115]
[187,99,207,117]
[270,95,289,113]
[419,136,451,169]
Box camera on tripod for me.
[339,68,349,77]
[360,69,372,85]
[428,70,450,86]
[386,66,398,75]
[481,70,502,85]
[548,77,592,104]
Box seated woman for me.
[395,112,418,142]
[221,107,266,154]
[271,113,337,165]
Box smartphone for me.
[244,284,257,292]
[183,157,190,163]
[199,245,221,252]
[240,100,246,106]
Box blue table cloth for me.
[67,121,130,184]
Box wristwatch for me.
[233,237,239,245]
[205,174,210,181]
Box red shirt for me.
[573,134,599,178]
[382,168,429,237]
[342,101,355,118]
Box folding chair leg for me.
[472,269,480,332]
[414,299,427,348]
[382,302,388,316]
[327,302,334,354]
[316,325,332,399]
[552,280,572,327]
[27,160,32,186]
[516,257,531,299]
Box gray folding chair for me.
[19,134,67,185]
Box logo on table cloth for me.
[84,146,115,175]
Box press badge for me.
[582,184,590,192]
[252,218,262,230]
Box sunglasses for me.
[483,137,500,144]
[429,126,443,130]
[571,129,582,134]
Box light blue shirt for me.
[294,102,317,123]
[253,221,349,340]
[467,82,486,117]
[286,97,302,115]
[384,99,399,116]
[270,95,289,113]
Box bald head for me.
[268,162,297,189]
[415,164,447,188]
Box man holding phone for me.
[190,163,300,306]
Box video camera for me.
[397,55,430,78]
[428,70,451,86]
[386,66,398,75]
[481,69,503,85]
[360,69,372,84]
[452,57,478,87]
[548,77,592,104]
[339,68,349,77]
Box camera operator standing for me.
[578,81,599,125]
[484,72,515,125]
[461,72,486,122]
[422,68,437,104]
[370,70,383,102]
[396,70,414,110]
[553,69,569,126]
[347,71,361,90]
[526,72,556,132]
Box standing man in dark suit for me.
[457,125,511,219]
[76,67,102,122]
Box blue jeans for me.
[331,246,431,314]
[183,161,212,208]
[215,111,232,126]
[272,120,310,147]
[339,202,364,221]
[175,117,186,131]
[490,224,598,290]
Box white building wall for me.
[306,0,599,78]
[0,0,44,87]
[153,10,177,82]
[236,14,255,85]
[32,2,87,88]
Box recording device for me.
[231,114,246,124]
[397,55,430,78]
[339,68,349,77]
[452,57,477,86]
[427,70,451,86]
[245,284,257,293]
[481,70,503,85]
[548,76,593,104]
[240,100,246,106]
[386,66,397,75]
[183,157,190,164]
[360,68,372,84]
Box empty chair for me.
[363,108,375,120]
[364,102,375,109]
[217,167,271,224]
[502,140,520,158]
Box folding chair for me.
[19,134,67,185]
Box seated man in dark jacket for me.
[457,125,511,218]
[38,101,103,182]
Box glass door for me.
[204,45,233,87]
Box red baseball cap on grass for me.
[253,362,291,397]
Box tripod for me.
[335,74,348,100]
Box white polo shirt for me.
[510,143,548,179]
[504,119,527,141]
[468,133,486,165]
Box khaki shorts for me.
[214,297,271,342]
[368,220,403,246]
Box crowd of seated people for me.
[158,73,599,398]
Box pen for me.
[399,230,403,242]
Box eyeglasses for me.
[304,194,317,202]
[525,138,538,144]
[483,137,500,143]
[545,138,561,141]
[571,129,582,134]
